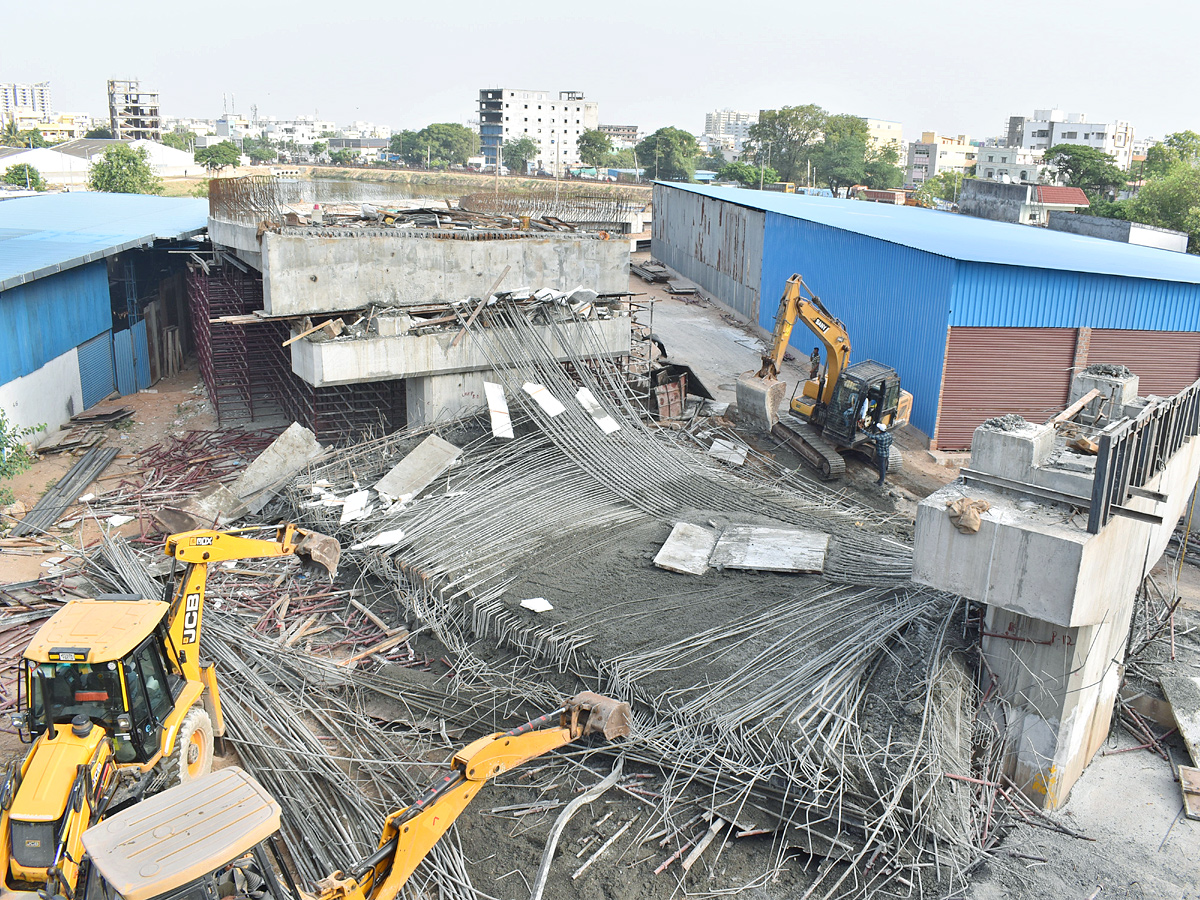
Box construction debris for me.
[1160,675,1200,765]
[632,261,670,283]
[653,522,719,575]
[9,445,119,536]
[946,497,992,534]
[373,434,462,505]
[708,524,830,573]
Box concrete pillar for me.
[406,371,489,427]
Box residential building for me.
[863,118,903,154]
[600,124,639,148]
[1012,109,1135,169]
[1,82,51,120]
[478,88,599,175]
[704,109,757,144]
[108,79,161,141]
[327,137,388,161]
[33,114,93,143]
[260,116,337,147]
[905,132,976,185]
[974,142,1046,183]
[699,133,738,160]
[958,180,1089,225]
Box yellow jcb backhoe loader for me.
[0,524,339,900]
[79,692,631,900]
[736,274,913,479]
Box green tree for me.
[744,104,828,186]
[310,141,327,158]
[87,144,163,194]
[413,123,479,167]
[194,141,242,171]
[1045,144,1128,199]
[1144,131,1200,180]
[388,130,419,163]
[920,170,971,203]
[696,149,727,171]
[577,129,612,167]
[811,114,869,196]
[1,124,46,149]
[3,163,45,190]
[718,160,778,187]
[1127,162,1200,253]
[84,125,114,139]
[241,136,277,163]
[502,136,538,173]
[635,127,699,181]
[328,149,355,166]
[863,143,904,189]
[161,130,197,152]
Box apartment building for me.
[600,124,639,149]
[1,82,51,120]
[1011,109,1135,169]
[975,142,1046,183]
[906,133,976,185]
[478,88,599,175]
[863,118,903,154]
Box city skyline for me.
[5,0,1198,142]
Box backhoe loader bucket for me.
[736,374,787,432]
[566,692,632,740]
[293,529,341,579]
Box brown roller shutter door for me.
[1086,330,1200,396]
[934,327,1076,450]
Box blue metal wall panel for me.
[0,262,111,385]
[131,320,151,390]
[950,262,1200,331]
[113,328,136,397]
[760,212,955,438]
[78,330,115,409]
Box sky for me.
[7,0,1200,143]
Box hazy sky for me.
[7,0,1199,142]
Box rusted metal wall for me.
[651,184,764,322]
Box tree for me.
[1144,131,1200,180]
[241,136,277,163]
[310,141,327,158]
[1127,162,1200,253]
[921,170,971,203]
[635,127,699,182]
[744,104,828,186]
[84,125,114,139]
[696,150,727,171]
[3,163,45,191]
[88,144,162,194]
[863,143,904,189]
[1045,144,1128,199]
[1,123,46,149]
[161,131,197,152]
[718,160,778,187]
[194,141,242,171]
[413,123,479,167]
[577,129,612,168]
[328,149,355,166]
[811,114,869,197]
[502,136,538,173]
[388,131,419,163]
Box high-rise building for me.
[862,118,904,154]
[906,133,976,185]
[1009,109,1135,170]
[478,88,599,174]
[703,108,757,148]
[108,79,161,141]
[1,81,51,121]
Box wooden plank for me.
[1180,765,1200,821]
[282,317,344,348]
[374,434,463,504]
[653,523,718,576]
[709,525,829,573]
[1049,388,1101,426]
[341,630,411,666]
[1161,675,1200,766]
[451,264,510,349]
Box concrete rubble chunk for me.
[708,439,747,466]
[709,525,829,573]
[234,423,327,514]
[374,434,463,504]
[653,522,718,576]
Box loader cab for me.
[821,360,903,447]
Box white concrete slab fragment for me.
[708,439,747,466]
[523,383,566,417]
[653,522,718,575]
[374,434,463,503]
[709,525,829,573]
[1161,676,1200,767]
[350,528,407,550]
[233,422,326,513]
[520,597,554,613]
[339,490,372,524]
[575,387,620,434]
[484,382,513,440]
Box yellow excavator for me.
[0,524,339,900]
[79,692,631,900]
[736,274,913,479]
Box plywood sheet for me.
[374,434,462,504]
[1161,675,1200,767]
[709,525,829,573]
[653,522,718,576]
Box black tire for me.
[162,706,214,787]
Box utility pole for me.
[655,135,660,180]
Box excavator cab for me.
[820,361,905,447]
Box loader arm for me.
[316,693,631,900]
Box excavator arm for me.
[316,693,631,900]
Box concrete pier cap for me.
[914,371,1200,809]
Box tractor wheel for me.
[164,706,214,787]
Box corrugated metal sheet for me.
[0,193,208,291]
[652,184,764,321]
[132,320,151,390]
[0,262,111,385]
[1087,330,1200,396]
[934,327,1076,449]
[950,263,1200,331]
[113,328,136,397]
[78,330,115,409]
[760,211,955,438]
[658,183,1200,285]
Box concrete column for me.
[405,371,489,427]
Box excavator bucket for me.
[736,374,787,432]
[293,529,341,579]
[566,691,632,740]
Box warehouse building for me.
[652,183,1200,449]
[0,193,208,438]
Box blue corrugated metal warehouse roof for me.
[0,192,208,291]
[662,183,1200,285]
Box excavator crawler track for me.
[772,417,846,480]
